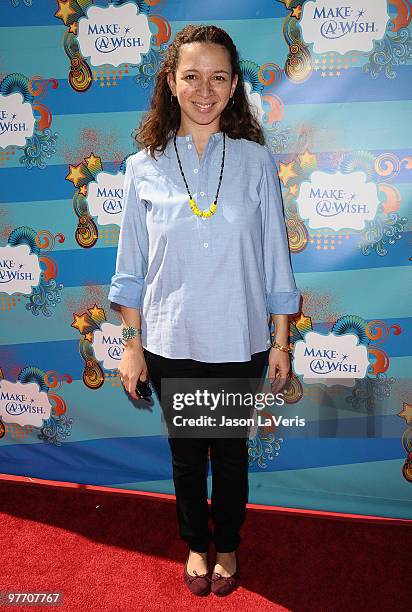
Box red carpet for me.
[0,480,410,611]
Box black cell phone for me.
[135,379,153,402]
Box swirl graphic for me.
[20,128,58,170]
[360,211,408,256]
[248,434,284,469]
[363,25,412,79]
[258,62,283,88]
[366,320,402,344]
[283,15,312,83]
[35,230,65,253]
[69,54,93,93]
[375,152,401,179]
[282,372,304,404]
[286,217,309,253]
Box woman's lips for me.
[192,101,215,112]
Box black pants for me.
[143,347,269,553]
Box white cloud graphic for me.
[0,92,35,149]
[0,379,52,427]
[0,244,41,295]
[293,331,370,387]
[87,172,124,227]
[77,3,152,67]
[296,170,380,230]
[93,322,125,370]
[299,0,389,54]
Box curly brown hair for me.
[134,24,265,158]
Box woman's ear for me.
[166,71,175,96]
[231,73,239,97]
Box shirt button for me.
[188,144,192,149]
[194,168,198,174]
[186,136,190,141]
[203,242,209,248]
[200,191,205,196]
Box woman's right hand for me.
[118,346,148,401]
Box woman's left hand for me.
[268,347,291,391]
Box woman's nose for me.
[196,80,213,95]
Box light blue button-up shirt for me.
[108,130,301,362]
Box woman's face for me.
[167,42,238,133]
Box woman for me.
[108,24,300,597]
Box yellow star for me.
[55,0,76,25]
[289,183,298,196]
[291,6,302,19]
[294,313,312,333]
[278,160,298,186]
[88,304,105,320]
[66,163,86,187]
[398,402,412,425]
[79,184,88,196]
[298,150,316,169]
[85,332,93,342]
[84,152,102,171]
[68,22,77,35]
[71,313,90,335]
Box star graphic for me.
[294,313,312,332]
[398,402,412,425]
[289,183,298,196]
[79,184,88,196]
[124,26,131,34]
[71,313,90,335]
[11,113,16,119]
[278,160,298,186]
[66,163,86,186]
[85,332,94,343]
[291,6,302,19]
[55,0,76,25]
[298,149,316,168]
[68,22,78,35]
[89,304,105,320]
[84,152,101,169]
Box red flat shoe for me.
[211,553,239,596]
[183,555,211,596]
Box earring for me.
[230,96,235,106]
[170,94,178,104]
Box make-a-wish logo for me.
[92,322,125,370]
[296,170,379,231]
[77,3,151,67]
[0,244,41,294]
[293,331,369,387]
[299,0,390,54]
[0,92,35,149]
[87,172,124,227]
[0,379,52,428]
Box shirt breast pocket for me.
[220,178,261,226]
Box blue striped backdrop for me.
[0,0,411,519]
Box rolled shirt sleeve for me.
[108,156,149,308]
[259,146,301,314]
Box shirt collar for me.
[169,131,224,144]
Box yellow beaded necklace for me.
[173,132,226,218]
